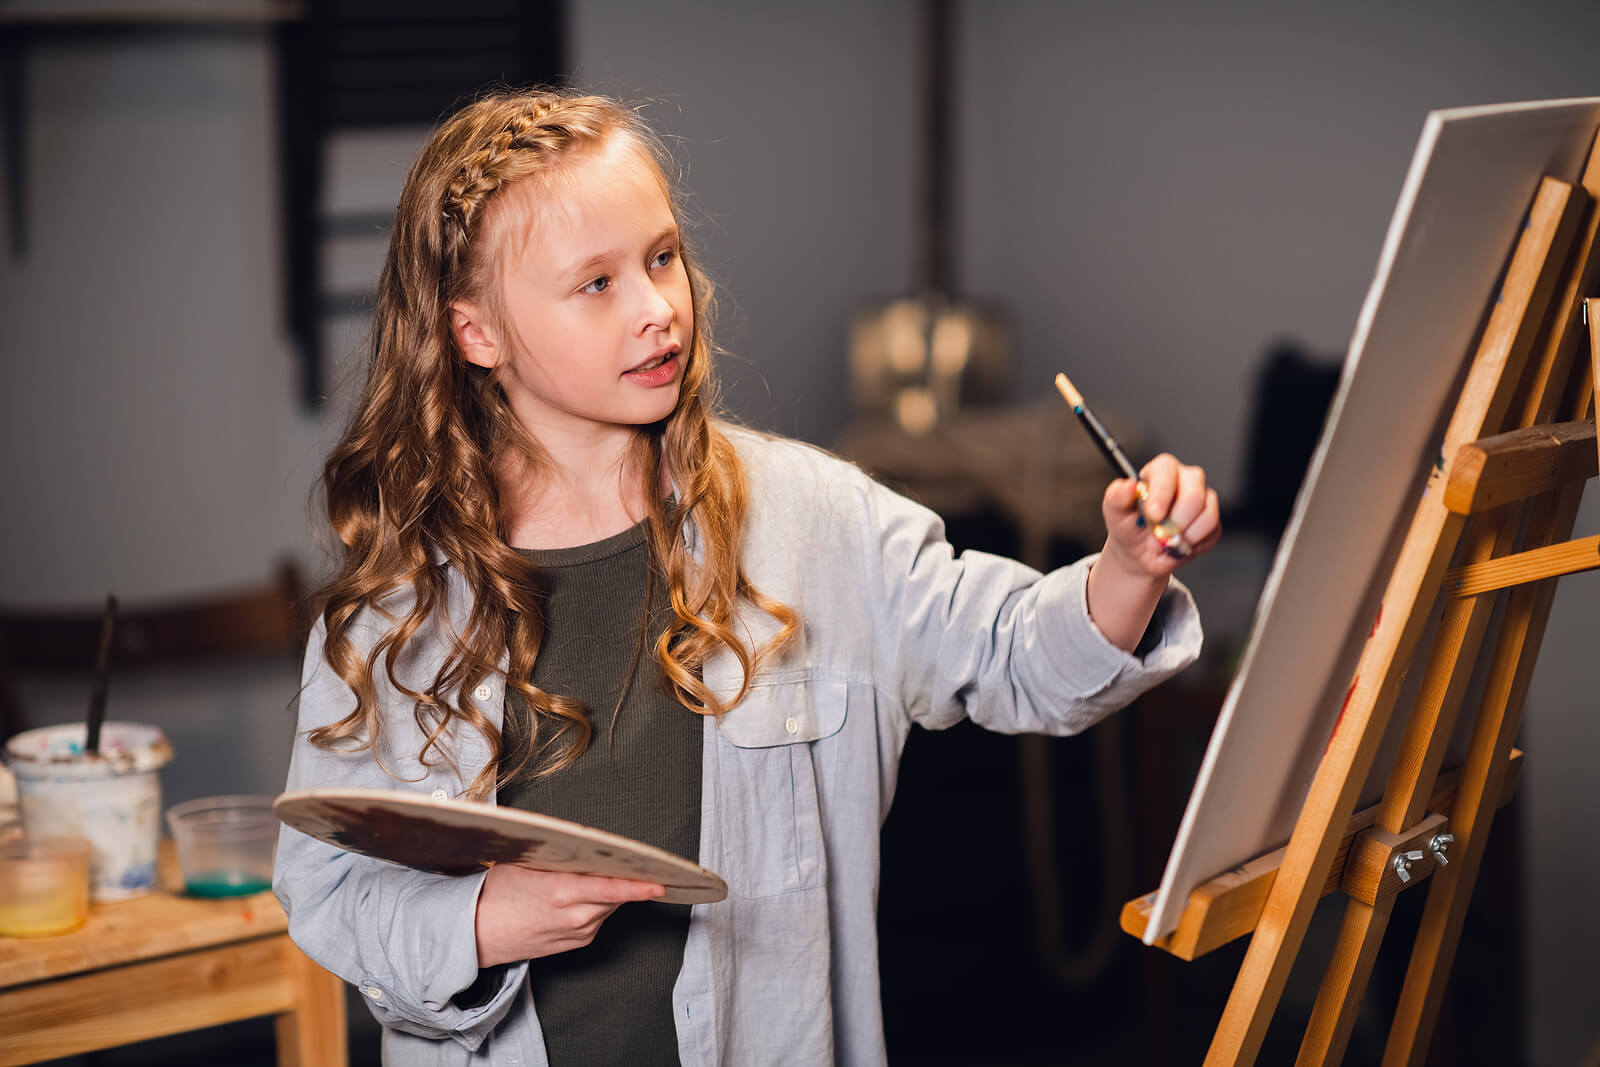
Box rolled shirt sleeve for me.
[859,465,1202,734]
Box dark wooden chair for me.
[0,558,310,742]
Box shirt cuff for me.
[1032,554,1202,711]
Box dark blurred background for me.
[2,1,1597,1064]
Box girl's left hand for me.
[1100,452,1221,578]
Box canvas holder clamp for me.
[1339,812,1453,906]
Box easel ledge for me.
[1120,749,1522,962]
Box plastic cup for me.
[3,723,173,901]
[165,795,278,897]
[0,835,93,937]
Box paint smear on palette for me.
[320,803,538,875]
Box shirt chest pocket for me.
[711,676,848,899]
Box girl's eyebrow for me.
[561,226,680,281]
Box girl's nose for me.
[637,279,676,334]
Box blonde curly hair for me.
[311,89,797,798]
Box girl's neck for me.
[499,426,651,550]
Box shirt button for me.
[364,986,384,1001]
[473,684,493,701]
[431,788,448,801]
[784,716,799,735]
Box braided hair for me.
[311,90,797,797]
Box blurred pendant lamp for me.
[849,0,1011,435]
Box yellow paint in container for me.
[0,835,92,937]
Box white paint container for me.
[3,723,174,901]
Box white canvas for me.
[1145,99,1600,942]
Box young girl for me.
[275,89,1219,1067]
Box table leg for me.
[274,941,348,1067]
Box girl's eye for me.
[651,249,676,269]
[580,275,610,294]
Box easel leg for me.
[1382,480,1586,1065]
[1298,421,1553,1063]
[1295,501,1518,1065]
[1297,895,1398,1064]
[1204,495,1466,1066]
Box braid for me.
[442,119,535,240]
[440,103,592,269]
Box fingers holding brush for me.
[1142,455,1220,558]
[1174,479,1222,559]
[1056,371,1220,571]
[1101,454,1219,573]
[1058,371,1220,649]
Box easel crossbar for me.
[1445,532,1600,595]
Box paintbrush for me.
[85,593,117,755]
[1054,372,1190,559]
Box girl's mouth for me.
[623,348,681,386]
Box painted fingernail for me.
[1135,515,1146,528]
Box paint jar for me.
[0,835,93,936]
[3,723,174,901]
[165,795,278,897]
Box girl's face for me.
[452,136,692,451]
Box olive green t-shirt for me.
[497,520,702,1067]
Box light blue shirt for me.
[274,427,1202,1066]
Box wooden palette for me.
[274,787,727,905]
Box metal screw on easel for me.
[1429,832,1455,867]
[1393,849,1426,884]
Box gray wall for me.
[571,0,920,440]
[0,3,1595,1062]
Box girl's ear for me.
[450,301,499,370]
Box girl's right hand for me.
[474,862,666,967]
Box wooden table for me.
[0,840,346,1066]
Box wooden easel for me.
[1122,138,1600,1064]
